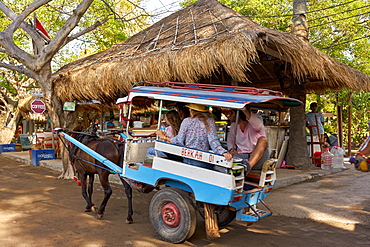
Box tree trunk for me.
[286,82,313,169]
[286,0,313,169]
[38,66,78,179]
[0,103,21,144]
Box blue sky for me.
[141,0,182,22]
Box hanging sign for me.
[63,102,76,111]
[31,100,46,114]
[29,90,43,97]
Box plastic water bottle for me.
[160,122,166,132]
[331,146,345,169]
[321,148,333,170]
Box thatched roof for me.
[53,0,370,103]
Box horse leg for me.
[119,176,133,224]
[88,174,98,213]
[79,172,94,212]
[96,173,113,219]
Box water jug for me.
[321,148,333,170]
[331,146,345,169]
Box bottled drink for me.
[321,148,333,170]
[331,146,345,169]
[160,122,166,132]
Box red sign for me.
[31,100,46,114]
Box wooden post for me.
[336,95,343,148]
[204,203,220,240]
[347,92,352,156]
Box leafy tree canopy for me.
[0,0,150,70]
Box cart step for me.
[236,208,271,222]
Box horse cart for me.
[56,81,302,243]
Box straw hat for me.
[185,103,209,112]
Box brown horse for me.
[67,131,134,223]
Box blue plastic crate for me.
[0,144,16,153]
[31,149,55,166]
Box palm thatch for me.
[53,0,370,103]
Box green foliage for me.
[1,0,149,69]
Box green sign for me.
[63,102,76,111]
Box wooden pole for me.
[347,92,352,156]
[204,203,220,240]
[336,94,343,148]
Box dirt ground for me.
[1,156,370,247]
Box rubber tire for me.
[216,206,237,227]
[149,188,197,243]
[198,203,236,227]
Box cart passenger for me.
[175,102,190,120]
[225,107,269,170]
[156,103,232,169]
[146,110,181,156]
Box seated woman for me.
[146,110,182,157]
[156,103,232,169]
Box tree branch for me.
[0,62,35,79]
[40,0,95,63]
[0,1,48,48]
[63,19,109,47]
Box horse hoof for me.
[92,206,99,213]
[125,219,133,224]
[97,214,104,219]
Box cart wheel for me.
[197,203,236,227]
[149,188,197,243]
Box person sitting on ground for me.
[225,107,269,170]
[156,103,232,170]
[106,118,116,129]
[146,110,182,157]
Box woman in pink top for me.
[226,107,269,170]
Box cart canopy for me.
[117,82,302,110]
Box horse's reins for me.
[58,130,124,174]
